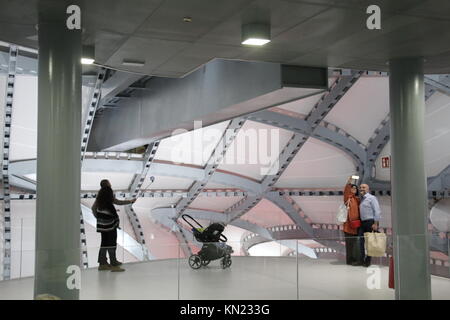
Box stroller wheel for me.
[201,259,211,267]
[221,256,232,269]
[188,255,202,269]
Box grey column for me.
[389,58,431,300]
[34,7,81,299]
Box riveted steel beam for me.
[1,45,18,280]
[125,142,161,260]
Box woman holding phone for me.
[343,175,362,265]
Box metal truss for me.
[424,75,450,96]
[265,194,345,253]
[174,118,245,219]
[1,45,18,280]
[247,111,366,174]
[364,82,437,181]
[306,71,363,129]
[227,72,362,224]
[81,68,107,161]
[79,68,107,269]
[428,164,450,191]
[169,119,246,255]
[126,142,161,260]
[152,207,273,241]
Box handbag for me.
[364,231,387,257]
[349,219,361,229]
[336,199,350,224]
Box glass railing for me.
[0,226,448,300]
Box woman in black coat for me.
[92,179,136,272]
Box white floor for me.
[0,257,448,300]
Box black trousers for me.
[98,229,118,264]
[344,232,360,264]
[358,219,375,265]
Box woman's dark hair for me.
[96,185,114,210]
[351,184,359,196]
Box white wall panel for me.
[190,195,244,212]
[248,241,288,257]
[9,75,37,161]
[81,172,134,191]
[375,91,450,180]
[325,77,390,145]
[241,198,294,228]
[276,137,356,188]
[218,120,293,180]
[155,120,230,166]
[141,175,193,191]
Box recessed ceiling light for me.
[81,58,95,65]
[122,60,145,67]
[242,38,271,46]
[241,23,271,46]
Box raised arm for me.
[113,197,136,205]
[343,176,353,202]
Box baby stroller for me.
[182,214,233,269]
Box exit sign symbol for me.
[382,156,390,168]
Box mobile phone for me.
[351,175,360,180]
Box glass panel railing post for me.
[20,218,23,279]
[177,242,180,300]
[296,239,299,300]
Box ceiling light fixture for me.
[81,58,94,65]
[241,23,271,46]
[122,59,145,67]
[81,45,95,65]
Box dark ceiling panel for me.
[105,36,191,74]
[0,0,450,75]
[134,0,253,42]
[83,0,164,35]
[155,43,246,75]
[284,0,427,14]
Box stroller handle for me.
[181,214,204,229]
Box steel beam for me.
[424,75,450,96]
[126,142,161,260]
[79,68,107,269]
[228,72,362,224]
[248,111,366,172]
[1,44,18,280]
[175,118,245,218]
[365,83,436,182]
